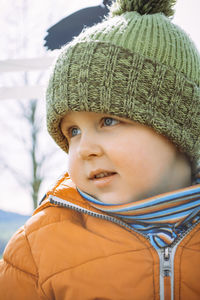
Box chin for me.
[100,195,133,205]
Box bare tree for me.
[0,0,66,211]
[23,99,43,209]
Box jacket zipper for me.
[156,219,200,300]
[48,195,150,237]
[49,195,200,300]
[157,247,173,300]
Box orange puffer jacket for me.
[0,173,200,300]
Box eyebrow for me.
[61,116,75,125]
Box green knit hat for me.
[46,0,200,170]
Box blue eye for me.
[68,127,81,137]
[103,117,119,126]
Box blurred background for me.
[0,0,199,256]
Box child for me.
[0,0,200,299]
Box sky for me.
[0,0,199,215]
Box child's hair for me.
[46,0,200,175]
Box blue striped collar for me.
[77,184,200,249]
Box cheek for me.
[67,150,77,179]
[111,134,172,177]
[108,138,143,171]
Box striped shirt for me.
[78,184,200,249]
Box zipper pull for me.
[162,247,171,277]
[162,248,172,300]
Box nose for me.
[77,132,103,160]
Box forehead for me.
[64,111,104,119]
[61,111,123,124]
[61,111,134,125]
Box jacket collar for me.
[34,172,200,217]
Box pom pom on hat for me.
[110,0,176,17]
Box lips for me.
[89,169,117,180]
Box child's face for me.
[61,111,191,204]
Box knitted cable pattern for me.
[46,0,200,169]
